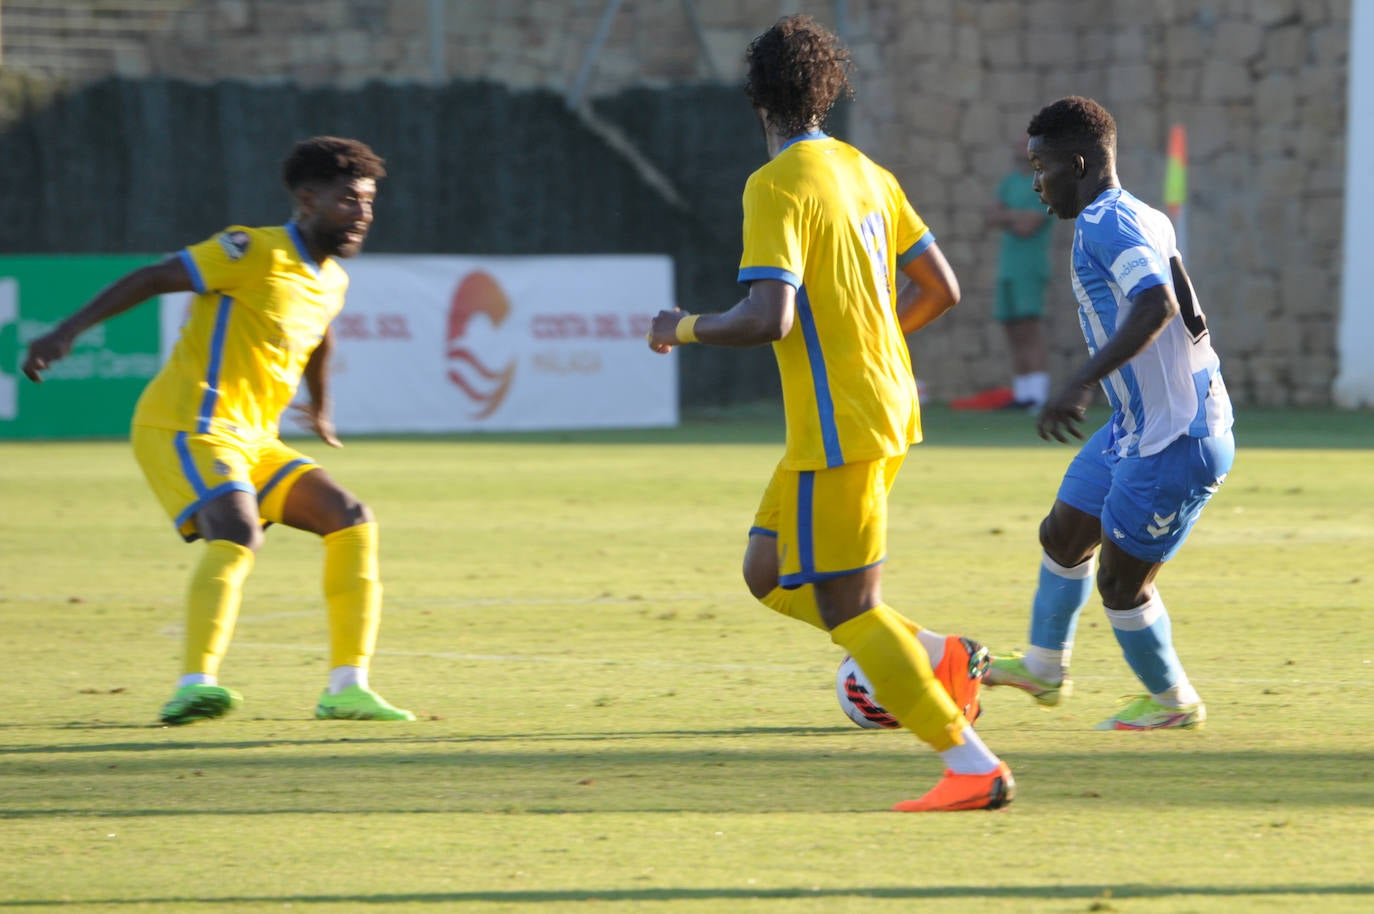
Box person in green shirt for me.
[985,134,1054,409]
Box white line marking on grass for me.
[172,637,1374,683]
[226,641,821,672]
[4,592,746,618]
[14,593,1371,682]
[235,592,745,622]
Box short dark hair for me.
[281,136,386,191]
[1027,96,1117,157]
[744,15,852,138]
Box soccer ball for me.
[835,654,900,729]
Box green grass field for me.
[1,407,1371,913]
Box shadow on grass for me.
[0,882,1370,907]
[2,731,1371,817]
[0,724,852,756]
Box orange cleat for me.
[949,386,1015,411]
[893,762,1015,812]
[933,635,990,724]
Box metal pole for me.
[567,0,624,109]
[428,0,445,85]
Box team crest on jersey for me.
[218,231,251,261]
[213,459,231,478]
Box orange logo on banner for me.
[446,271,516,418]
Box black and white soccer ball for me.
[835,654,900,730]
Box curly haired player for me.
[647,16,1013,812]
[23,136,414,725]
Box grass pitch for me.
[1,407,1371,913]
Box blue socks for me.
[1024,552,1095,679]
[1107,593,1198,703]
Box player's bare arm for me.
[647,279,795,352]
[293,324,342,447]
[895,242,960,334]
[22,256,194,383]
[1037,282,1180,443]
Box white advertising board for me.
[162,254,678,433]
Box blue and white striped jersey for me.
[1071,187,1233,457]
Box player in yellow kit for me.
[22,136,414,725]
[649,16,1013,811]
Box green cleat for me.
[315,685,416,721]
[1094,694,1205,731]
[159,684,242,726]
[984,652,1072,707]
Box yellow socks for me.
[759,587,934,653]
[184,539,255,677]
[181,525,384,681]
[323,522,382,669]
[760,586,826,630]
[830,604,967,751]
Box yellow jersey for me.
[133,223,348,438]
[738,133,932,470]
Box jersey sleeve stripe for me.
[895,232,935,269]
[178,249,207,294]
[195,296,233,434]
[738,266,802,288]
[795,286,845,468]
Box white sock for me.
[1012,374,1031,402]
[177,673,216,688]
[1153,679,1202,707]
[915,628,946,666]
[939,726,1001,775]
[1024,646,1068,683]
[329,665,368,695]
[1025,371,1050,405]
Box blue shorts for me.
[1056,423,1234,563]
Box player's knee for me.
[1039,513,1095,568]
[336,498,374,530]
[1038,516,1073,565]
[742,558,774,600]
[741,536,778,600]
[1095,570,1147,611]
[211,518,264,551]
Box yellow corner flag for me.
[1165,124,1188,258]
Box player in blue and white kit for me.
[985,97,1235,730]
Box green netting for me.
[0,77,788,409]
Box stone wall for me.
[0,0,1351,406]
[844,0,1349,409]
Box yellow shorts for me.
[131,425,318,541]
[751,452,906,589]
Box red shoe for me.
[893,762,1015,812]
[949,386,1015,411]
[933,635,990,724]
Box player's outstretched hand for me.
[21,328,76,383]
[1036,381,1094,443]
[291,404,343,448]
[646,308,686,354]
